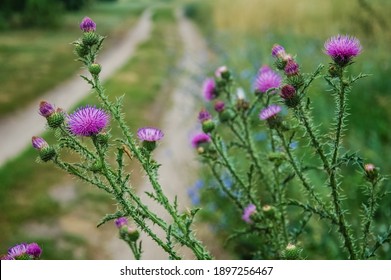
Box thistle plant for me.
[194,35,390,259]
[10,16,388,260]
[29,17,212,260]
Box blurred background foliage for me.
[0,0,116,29]
[183,0,391,259]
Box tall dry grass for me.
[212,0,390,43]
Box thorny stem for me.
[275,129,331,217]
[361,180,377,259]
[294,105,330,174]
[91,74,212,260]
[211,136,256,206]
[207,161,244,210]
[328,72,357,259]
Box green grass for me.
[0,6,181,259]
[0,0,146,117]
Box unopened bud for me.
[202,120,215,133]
[219,108,235,122]
[364,163,378,182]
[47,109,65,128]
[282,243,302,260]
[262,205,276,219]
[89,63,101,75]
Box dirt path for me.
[0,10,152,167]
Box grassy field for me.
[184,0,391,259]
[0,0,147,117]
[0,6,181,259]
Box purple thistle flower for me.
[191,133,211,148]
[67,106,109,137]
[260,104,282,120]
[80,17,96,32]
[31,136,48,151]
[137,127,164,142]
[324,35,362,66]
[115,217,128,228]
[202,78,217,101]
[214,100,225,113]
[8,243,28,259]
[254,67,282,94]
[198,108,212,123]
[242,204,256,223]
[272,44,286,58]
[39,101,55,117]
[284,59,300,76]
[26,243,42,258]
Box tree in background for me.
[0,0,93,29]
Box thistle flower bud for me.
[191,133,211,151]
[284,59,300,77]
[32,136,55,162]
[115,217,128,228]
[127,227,140,242]
[80,17,96,32]
[282,243,303,260]
[39,101,65,128]
[198,108,212,123]
[262,205,276,219]
[197,109,215,132]
[271,44,286,59]
[202,120,215,133]
[214,100,225,113]
[89,63,101,75]
[280,84,300,108]
[219,108,235,122]
[364,163,378,182]
[215,66,230,80]
[39,101,55,117]
[47,109,65,128]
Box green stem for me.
[294,105,330,174]
[91,74,212,260]
[275,129,328,213]
[207,161,243,210]
[328,73,357,259]
[211,136,256,205]
[361,181,378,259]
